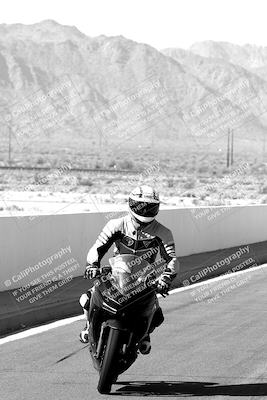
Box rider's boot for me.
[138,306,164,354]
[139,334,151,355]
[79,320,90,343]
[79,291,91,343]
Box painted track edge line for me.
[0,315,84,345]
[167,262,267,296]
[1,263,266,345]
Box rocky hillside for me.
[0,21,266,154]
[189,40,267,82]
[190,41,267,71]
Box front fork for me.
[95,322,109,359]
[122,332,134,355]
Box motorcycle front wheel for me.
[97,327,120,394]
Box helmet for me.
[129,185,160,223]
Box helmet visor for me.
[129,198,159,218]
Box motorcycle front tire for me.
[97,327,120,394]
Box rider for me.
[79,185,179,354]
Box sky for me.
[1,0,267,49]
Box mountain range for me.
[0,20,267,155]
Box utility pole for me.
[263,130,266,158]
[226,128,234,168]
[227,128,230,168]
[8,125,12,165]
[230,129,234,166]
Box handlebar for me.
[85,265,169,297]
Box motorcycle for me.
[86,254,167,394]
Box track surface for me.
[1,267,267,399]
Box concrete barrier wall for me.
[1,205,267,291]
[1,204,267,336]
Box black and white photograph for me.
[0,0,266,398]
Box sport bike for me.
[87,254,167,394]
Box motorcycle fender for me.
[96,319,129,359]
[104,319,128,332]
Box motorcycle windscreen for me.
[106,254,157,305]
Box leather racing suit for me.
[87,214,178,279]
[85,214,179,333]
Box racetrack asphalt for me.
[1,266,267,400]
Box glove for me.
[157,274,172,295]
[84,264,99,279]
[144,271,157,288]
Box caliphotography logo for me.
[3,245,82,307]
[92,75,178,148]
